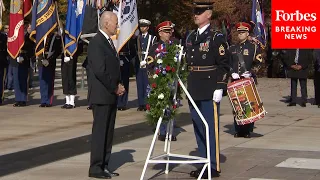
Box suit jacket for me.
[283,49,313,79]
[314,49,320,72]
[87,31,121,105]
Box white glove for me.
[140,60,147,67]
[17,56,24,63]
[231,73,240,79]
[241,71,251,78]
[64,56,71,63]
[120,60,124,66]
[42,59,49,67]
[213,89,223,103]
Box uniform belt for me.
[119,52,130,56]
[20,50,27,53]
[188,65,217,72]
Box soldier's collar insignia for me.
[219,44,225,56]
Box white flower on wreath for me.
[153,74,158,79]
[158,93,164,100]
[176,44,182,49]
[157,59,163,64]
[174,57,178,62]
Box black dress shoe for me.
[61,104,68,109]
[87,106,92,110]
[158,135,166,141]
[88,172,111,179]
[118,106,128,111]
[13,102,20,107]
[20,102,26,107]
[104,168,119,177]
[65,104,75,109]
[199,169,220,178]
[318,105,320,108]
[137,106,144,111]
[190,168,201,177]
[171,136,177,141]
[301,103,306,107]
[39,104,46,107]
[243,133,251,138]
[45,104,52,107]
[287,102,296,106]
[234,133,241,138]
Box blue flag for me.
[30,0,58,56]
[64,0,86,56]
[251,0,266,49]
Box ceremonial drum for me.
[227,78,266,125]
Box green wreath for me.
[146,41,188,125]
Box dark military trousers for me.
[39,64,56,105]
[117,57,130,108]
[188,100,220,172]
[314,71,320,105]
[13,66,29,102]
[234,119,254,134]
[61,58,77,95]
[160,120,176,136]
[291,78,307,104]
[136,67,148,107]
[0,67,6,104]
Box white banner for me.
[112,0,138,52]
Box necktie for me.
[294,49,300,64]
[108,38,116,50]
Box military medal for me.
[202,54,206,59]
[219,44,225,55]
[243,49,249,55]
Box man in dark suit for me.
[0,28,8,105]
[313,49,320,108]
[87,11,125,179]
[284,49,313,107]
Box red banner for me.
[8,0,32,59]
[271,0,320,49]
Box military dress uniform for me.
[0,32,8,105]
[61,40,83,109]
[135,19,156,111]
[11,32,35,107]
[38,32,62,107]
[186,3,229,177]
[117,40,136,110]
[229,22,263,138]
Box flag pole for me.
[55,1,67,57]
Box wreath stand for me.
[140,47,213,180]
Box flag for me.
[30,0,58,57]
[64,0,86,56]
[251,0,266,49]
[7,0,32,59]
[0,0,5,30]
[112,0,138,52]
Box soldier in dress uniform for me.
[61,40,84,109]
[283,49,313,107]
[135,19,156,111]
[147,21,178,142]
[38,29,62,107]
[0,28,8,105]
[185,1,229,178]
[117,39,136,111]
[11,24,35,107]
[229,22,263,138]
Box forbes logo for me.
[275,10,317,21]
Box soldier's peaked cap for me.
[156,21,173,33]
[139,19,151,26]
[235,22,251,32]
[193,0,214,15]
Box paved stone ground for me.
[1,78,320,180]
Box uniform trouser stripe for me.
[213,102,220,172]
[1,68,6,101]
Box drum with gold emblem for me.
[227,78,266,125]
